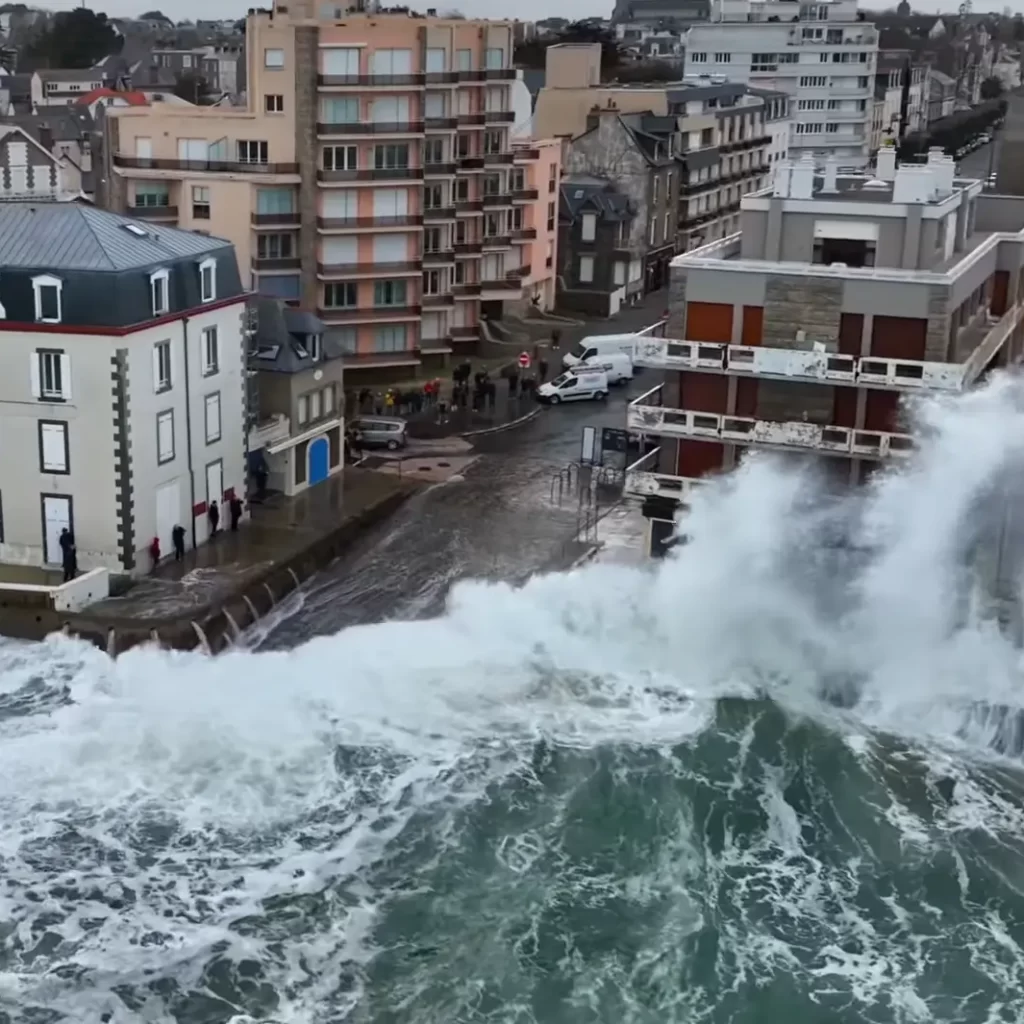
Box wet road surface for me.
[248,321,662,649]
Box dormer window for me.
[150,268,169,316]
[199,257,217,303]
[309,334,322,361]
[32,274,62,323]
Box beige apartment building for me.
[102,2,562,380]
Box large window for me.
[202,326,219,376]
[324,282,357,308]
[38,420,69,474]
[321,97,359,123]
[150,269,169,316]
[257,233,295,259]
[134,182,170,208]
[153,340,172,392]
[374,144,409,169]
[204,392,221,444]
[257,187,296,215]
[156,410,175,464]
[374,280,407,306]
[374,324,407,352]
[199,258,216,302]
[236,140,269,164]
[323,145,358,171]
[32,274,62,323]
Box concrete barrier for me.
[0,567,109,613]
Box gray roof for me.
[0,204,233,271]
[37,69,103,82]
[560,176,633,221]
[251,296,338,374]
[0,108,94,146]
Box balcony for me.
[318,73,424,87]
[482,192,513,207]
[451,326,480,343]
[341,350,421,369]
[458,113,486,127]
[253,211,301,226]
[318,167,424,182]
[624,448,705,504]
[484,151,515,166]
[454,241,483,255]
[423,248,456,263]
[633,336,969,393]
[424,162,457,176]
[317,214,422,230]
[514,147,540,161]
[511,227,537,241]
[317,120,424,135]
[318,261,420,277]
[482,234,511,249]
[452,282,482,296]
[424,117,458,130]
[317,304,422,322]
[254,256,301,270]
[484,68,516,80]
[456,199,484,213]
[628,384,914,460]
[484,110,516,124]
[128,204,178,220]
[423,292,455,307]
[480,278,521,292]
[459,156,485,171]
[511,188,539,202]
[423,205,457,220]
[114,155,298,175]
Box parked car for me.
[537,368,610,404]
[350,416,408,450]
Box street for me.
[956,136,1000,181]
[248,297,665,649]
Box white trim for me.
[198,257,217,303]
[319,41,368,48]
[267,417,343,455]
[149,267,169,316]
[31,274,62,323]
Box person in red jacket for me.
[148,536,160,572]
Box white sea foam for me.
[3,375,1024,1022]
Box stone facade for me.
[762,275,843,349]
[925,283,950,362]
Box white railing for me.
[248,413,290,449]
[624,447,707,503]
[628,391,914,460]
[962,304,1019,384]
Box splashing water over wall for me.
[3,377,1024,1022]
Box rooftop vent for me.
[122,222,149,237]
[861,178,889,189]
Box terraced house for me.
[627,148,1024,554]
[101,1,561,385]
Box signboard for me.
[601,427,630,455]
[580,425,596,465]
[518,351,531,369]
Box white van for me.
[581,350,633,384]
[537,368,609,404]
[563,332,639,370]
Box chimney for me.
[37,124,53,153]
[773,158,793,197]
[893,164,936,204]
[876,146,897,181]
[789,153,815,200]
[821,155,839,193]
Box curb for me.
[458,406,541,438]
[568,543,603,569]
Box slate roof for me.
[0,203,232,271]
[250,296,338,374]
[1,107,95,147]
[37,69,104,82]
[560,176,633,223]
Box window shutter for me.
[29,353,40,399]
[152,344,161,391]
[59,354,71,400]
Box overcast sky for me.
[35,0,1024,22]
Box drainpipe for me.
[182,315,197,551]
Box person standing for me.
[208,500,220,538]
[58,527,76,583]
[229,495,243,532]
[172,524,186,561]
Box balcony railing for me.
[459,156,485,170]
[425,161,457,176]
[484,151,515,165]
[318,261,419,276]
[452,325,480,339]
[317,214,422,229]
[482,234,511,248]
[318,73,424,87]
[423,248,456,263]
[424,117,458,130]
[627,384,914,460]
[514,147,540,161]
[482,192,513,207]
[317,121,424,135]
[480,278,521,291]
[114,155,298,174]
[452,283,482,296]
[454,241,483,255]
[317,304,422,321]
[458,113,486,127]
[423,205,457,219]
[128,204,178,219]
[253,211,300,225]
[318,167,424,182]
[456,199,484,213]
[511,227,537,240]
[423,292,455,306]
[254,256,301,270]
[484,110,516,124]
[624,448,706,504]
[425,71,459,84]
[512,188,539,202]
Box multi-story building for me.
[683,0,877,167]
[874,49,909,145]
[102,4,561,386]
[626,148,1024,553]
[0,123,88,200]
[611,0,710,26]
[31,70,106,109]
[0,204,249,575]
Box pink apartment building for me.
[102,1,562,384]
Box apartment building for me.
[626,149,1024,553]
[683,0,877,167]
[0,204,248,575]
[103,4,561,384]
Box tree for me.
[21,7,118,70]
[614,60,682,84]
[981,75,1005,100]
[173,71,210,104]
[1015,13,1024,41]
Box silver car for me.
[351,416,408,451]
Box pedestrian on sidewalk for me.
[172,524,186,561]
[59,527,77,582]
[538,354,549,383]
[208,500,220,538]
[384,390,395,414]
[507,366,519,398]
[148,535,161,572]
[229,495,244,532]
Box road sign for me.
[601,427,630,454]
[518,351,531,369]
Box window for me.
[547,201,555,231]
[257,233,295,259]
[150,269,169,316]
[374,143,409,169]
[579,256,594,283]
[204,392,221,444]
[425,47,446,72]
[423,269,442,295]
[799,99,825,110]
[483,173,500,196]
[32,274,62,323]
[483,130,503,155]
[371,49,413,75]
[322,384,334,414]
[237,140,268,164]
[257,187,296,215]
[613,262,626,286]
[199,258,216,302]
[424,183,444,208]
[714,52,731,63]
[334,328,358,354]
[799,75,827,88]
[324,282,357,308]
[484,212,502,238]
[690,52,707,63]
[154,340,172,392]
[157,410,175,464]
[322,97,359,123]
[322,47,359,76]
[32,349,68,402]
[425,137,444,164]
[457,133,471,157]
[457,48,472,71]
[298,394,309,425]
[485,47,504,69]
[549,164,557,192]
[202,326,219,376]
[256,275,300,300]
[265,94,284,113]
[374,324,407,352]
[134,182,169,208]
[192,185,210,219]
[309,334,322,361]
[664,211,671,240]
[264,48,285,68]
[38,421,69,474]
[374,280,407,306]
[581,213,596,242]
[323,144,358,171]
[456,177,469,201]
[309,388,322,420]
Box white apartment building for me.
[0,204,249,576]
[684,0,878,166]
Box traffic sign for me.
[518,351,531,369]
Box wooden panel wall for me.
[870,315,927,361]
[686,302,734,343]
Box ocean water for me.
[3,378,1024,1023]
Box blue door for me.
[308,437,329,485]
